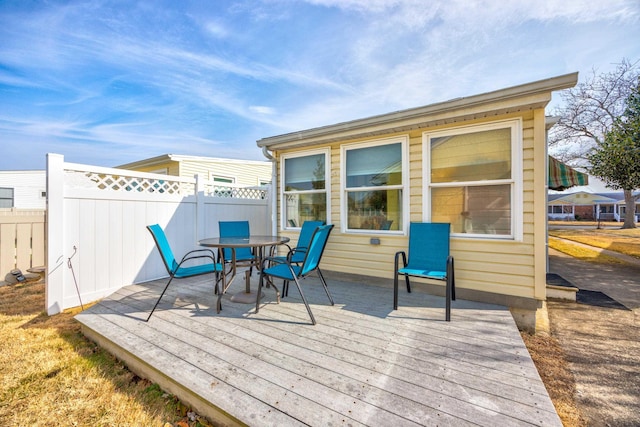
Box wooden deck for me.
[75,271,561,426]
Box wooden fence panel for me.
[0,209,46,277]
[0,223,16,275]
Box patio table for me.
[199,235,290,303]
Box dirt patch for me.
[546,300,640,427]
[521,331,586,426]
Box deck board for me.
[75,271,561,426]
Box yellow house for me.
[117,154,272,187]
[257,73,579,332]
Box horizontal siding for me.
[182,160,272,186]
[274,110,544,303]
[0,171,46,209]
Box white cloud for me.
[250,106,276,115]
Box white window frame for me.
[0,187,14,209]
[422,119,523,240]
[210,174,235,184]
[341,136,409,235]
[280,148,331,230]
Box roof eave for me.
[257,72,578,150]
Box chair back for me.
[291,220,325,262]
[219,220,252,260]
[147,224,178,273]
[219,220,250,238]
[406,222,450,272]
[300,224,334,276]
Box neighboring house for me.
[0,170,46,209]
[547,192,618,221]
[548,175,640,221]
[257,72,579,331]
[116,154,272,187]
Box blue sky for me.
[1,0,639,170]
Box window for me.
[281,149,329,228]
[423,120,522,239]
[548,205,572,214]
[212,175,235,184]
[0,187,14,208]
[149,168,168,175]
[342,137,407,233]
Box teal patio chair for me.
[272,220,324,296]
[218,220,257,273]
[146,224,223,321]
[393,222,456,321]
[256,224,335,325]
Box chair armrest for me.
[260,255,290,269]
[174,249,219,273]
[287,246,307,261]
[394,251,407,271]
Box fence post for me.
[46,153,65,315]
[195,174,205,241]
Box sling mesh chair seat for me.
[256,224,335,325]
[146,224,224,321]
[393,222,456,321]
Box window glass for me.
[345,141,404,232]
[285,193,327,226]
[347,190,402,230]
[431,185,511,235]
[431,128,511,183]
[282,152,328,228]
[426,122,519,238]
[0,187,14,208]
[285,154,325,191]
[213,176,234,183]
[346,143,401,187]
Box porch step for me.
[546,273,578,301]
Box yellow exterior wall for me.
[180,160,271,186]
[127,160,180,176]
[273,109,546,302]
[119,157,272,186]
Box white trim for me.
[340,135,409,235]
[279,148,331,230]
[422,119,523,241]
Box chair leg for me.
[216,279,223,314]
[445,257,455,321]
[393,272,399,310]
[255,270,265,314]
[445,276,452,322]
[146,274,175,322]
[316,269,334,306]
[291,276,316,325]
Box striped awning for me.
[548,156,589,191]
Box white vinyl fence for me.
[46,153,272,315]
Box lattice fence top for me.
[204,184,269,200]
[65,170,195,195]
[63,164,269,200]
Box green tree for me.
[587,80,640,228]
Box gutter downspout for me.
[262,146,278,235]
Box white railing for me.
[46,154,271,315]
